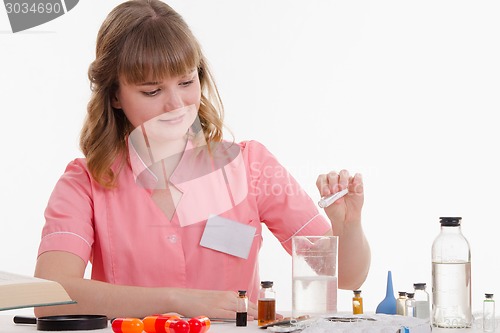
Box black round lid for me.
[406,292,415,298]
[485,293,494,298]
[238,290,247,296]
[439,217,462,226]
[37,315,107,331]
[413,283,426,289]
[261,281,273,288]
[398,291,407,296]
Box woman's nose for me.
[163,90,183,112]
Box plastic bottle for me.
[431,217,472,328]
[413,283,430,321]
[405,293,416,317]
[258,281,276,326]
[236,290,248,327]
[352,290,363,314]
[396,291,407,316]
[483,293,495,333]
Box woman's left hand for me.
[316,169,363,236]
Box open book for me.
[0,271,75,311]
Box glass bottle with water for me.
[431,217,472,328]
[483,293,495,333]
[413,283,430,321]
[396,291,407,316]
[405,293,416,317]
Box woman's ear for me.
[111,90,122,109]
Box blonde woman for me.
[35,0,370,320]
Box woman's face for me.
[113,69,201,138]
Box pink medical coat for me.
[38,140,330,302]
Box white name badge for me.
[200,215,256,259]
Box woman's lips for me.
[158,112,185,125]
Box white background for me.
[1,0,500,317]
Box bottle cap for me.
[398,291,407,297]
[238,290,247,296]
[485,293,494,298]
[439,217,462,226]
[353,290,361,294]
[261,281,273,288]
[406,293,415,298]
[413,283,426,289]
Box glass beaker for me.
[292,235,338,318]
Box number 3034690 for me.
[5,2,62,14]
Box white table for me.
[1,314,493,333]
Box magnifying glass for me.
[13,315,108,331]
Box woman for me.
[35,0,370,319]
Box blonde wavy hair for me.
[80,0,224,188]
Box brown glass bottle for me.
[352,290,363,314]
[258,281,276,326]
[236,290,248,327]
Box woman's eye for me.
[143,89,161,97]
[180,80,194,87]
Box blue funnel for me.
[375,271,397,314]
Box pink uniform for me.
[38,140,330,302]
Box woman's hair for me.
[80,0,224,188]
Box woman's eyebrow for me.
[137,81,161,86]
[135,71,196,86]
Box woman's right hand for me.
[169,289,258,320]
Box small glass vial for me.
[483,293,495,333]
[236,290,248,327]
[352,290,363,314]
[405,292,416,317]
[413,283,430,321]
[258,281,276,326]
[396,291,407,316]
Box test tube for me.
[318,188,349,208]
